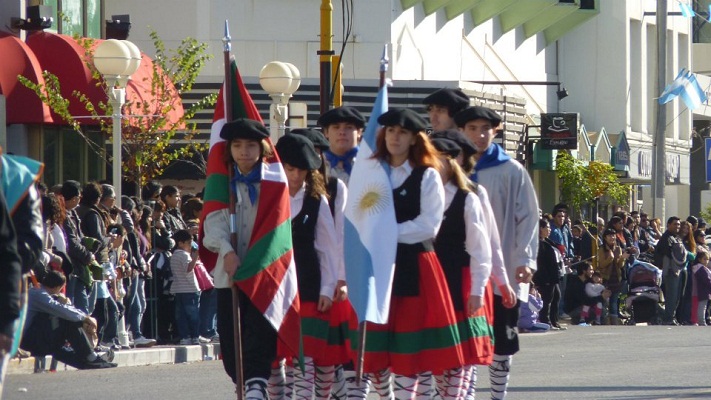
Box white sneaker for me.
[209,335,220,343]
[198,336,211,343]
[179,338,193,345]
[133,336,157,347]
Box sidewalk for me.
[6,343,222,374]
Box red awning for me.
[0,32,53,124]
[123,54,185,129]
[26,31,106,126]
[25,32,184,128]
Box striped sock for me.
[345,371,370,399]
[294,356,316,400]
[315,365,335,400]
[285,362,295,400]
[393,374,418,400]
[268,359,286,399]
[465,365,478,400]
[372,368,393,399]
[442,368,464,399]
[489,354,512,400]
[331,365,346,400]
[245,378,268,400]
[416,372,434,399]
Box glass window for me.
[43,127,59,186]
[86,0,101,38]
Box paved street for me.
[4,325,711,399]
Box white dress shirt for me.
[444,181,492,297]
[290,185,339,298]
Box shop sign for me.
[541,113,578,150]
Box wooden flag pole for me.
[355,44,389,386]
[223,20,245,400]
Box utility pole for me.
[653,0,667,220]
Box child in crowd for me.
[170,229,204,345]
[518,287,550,333]
[581,272,606,325]
[693,250,711,326]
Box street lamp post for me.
[259,61,301,142]
[93,39,141,202]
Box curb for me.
[6,343,222,374]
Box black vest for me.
[435,189,469,310]
[392,166,433,297]
[292,194,322,302]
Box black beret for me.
[61,180,82,199]
[430,129,476,157]
[422,88,470,113]
[430,138,461,158]
[219,118,269,141]
[377,108,428,133]
[289,128,330,151]
[317,106,366,128]
[454,106,502,128]
[275,134,322,171]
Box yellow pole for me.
[319,0,333,113]
[332,56,342,107]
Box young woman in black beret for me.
[274,134,340,400]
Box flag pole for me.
[223,20,245,400]
[355,44,389,385]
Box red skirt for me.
[454,270,494,366]
[313,298,355,366]
[357,251,464,376]
[276,301,329,361]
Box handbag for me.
[194,260,214,291]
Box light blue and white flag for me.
[659,68,688,104]
[679,1,695,17]
[344,84,397,324]
[679,70,708,110]
[659,68,708,110]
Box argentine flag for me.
[344,85,398,324]
[679,71,707,110]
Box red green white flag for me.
[199,58,301,356]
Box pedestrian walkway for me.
[6,343,222,374]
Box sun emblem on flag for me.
[354,182,391,218]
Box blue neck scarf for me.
[231,165,261,205]
[324,147,358,175]
[471,143,511,183]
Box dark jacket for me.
[563,275,587,313]
[75,204,108,263]
[63,209,94,274]
[534,237,564,285]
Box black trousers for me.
[536,282,560,326]
[21,313,93,368]
[216,287,277,384]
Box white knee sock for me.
[331,365,346,400]
[416,372,435,399]
[393,374,418,400]
[293,356,316,400]
[269,359,286,399]
[461,365,476,400]
[245,378,269,400]
[284,361,296,400]
[372,368,393,399]
[315,365,335,400]
[345,370,370,400]
[489,355,512,400]
[442,368,464,400]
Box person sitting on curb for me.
[20,270,117,369]
[518,287,550,333]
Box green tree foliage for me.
[555,152,629,212]
[18,30,217,185]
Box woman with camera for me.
[597,228,630,325]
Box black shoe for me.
[82,355,118,369]
[552,323,567,331]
